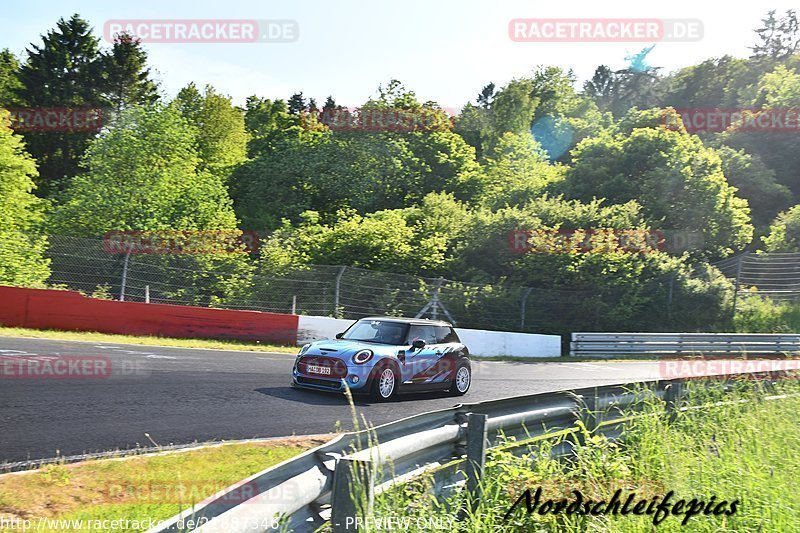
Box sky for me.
[2,0,797,108]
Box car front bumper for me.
[292,363,374,393]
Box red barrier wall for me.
[0,286,298,344]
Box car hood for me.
[305,339,399,358]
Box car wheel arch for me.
[368,357,401,382]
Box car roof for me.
[358,316,453,327]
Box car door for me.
[403,324,441,387]
[434,325,463,382]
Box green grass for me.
[0,326,297,353]
[0,438,328,532]
[365,379,800,532]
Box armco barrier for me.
[0,286,298,344]
[147,369,798,533]
[571,332,800,356]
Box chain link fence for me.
[715,251,800,302]
[2,234,759,335]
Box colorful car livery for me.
[291,316,472,401]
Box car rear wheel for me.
[449,362,471,396]
[371,365,398,401]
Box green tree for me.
[751,9,800,61]
[241,95,317,157]
[713,145,792,228]
[99,32,158,111]
[175,83,248,181]
[50,103,237,234]
[563,108,753,256]
[234,82,482,229]
[478,132,564,209]
[658,56,750,112]
[611,69,662,117]
[489,78,540,140]
[49,103,252,305]
[476,82,496,108]
[15,14,105,197]
[0,49,22,107]
[763,204,800,251]
[0,110,50,285]
[458,69,604,162]
[582,65,617,112]
[232,132,421,229]
[721,65,800,201]
[257,208,448,275]
[287,92,306,115]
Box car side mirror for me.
[412,339,425,351]
[335,332,344,339]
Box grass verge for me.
[0,437,328,532]
[368,379,800,532]
[0,326,297,354]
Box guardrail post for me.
[582,387,599,432]
[465,413,488,501]
[331,458,374,532]
[457,413,488,520]
[664,381,684,421]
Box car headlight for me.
[298,344,311,357]
[352,349,373,364]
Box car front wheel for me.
[371,365,398,401]
[449,362,471,396]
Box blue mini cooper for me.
[291,317,471,401]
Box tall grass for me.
[734,294,800,333]
[365,379,800,532]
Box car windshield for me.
[341,320,409,345]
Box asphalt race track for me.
[1,335,680,463]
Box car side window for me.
[436,326,459,343]
[407,325,437,345]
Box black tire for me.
[370,364,399,401]
[448,361,471,396]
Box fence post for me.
[580,387,600,433]
[119,250,131,301]
[666,272,675,320]
[415,278,456,324]
[465,413,488,503]
[731,252,747,318]
[334,266,346,318]
[520,288,533,330]
[457,413,488,520]
[331,458,374,532]
[664,381,683,421]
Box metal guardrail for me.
[146,369,796,533]
[570,332,800,356]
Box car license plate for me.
[307,364,331,375]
